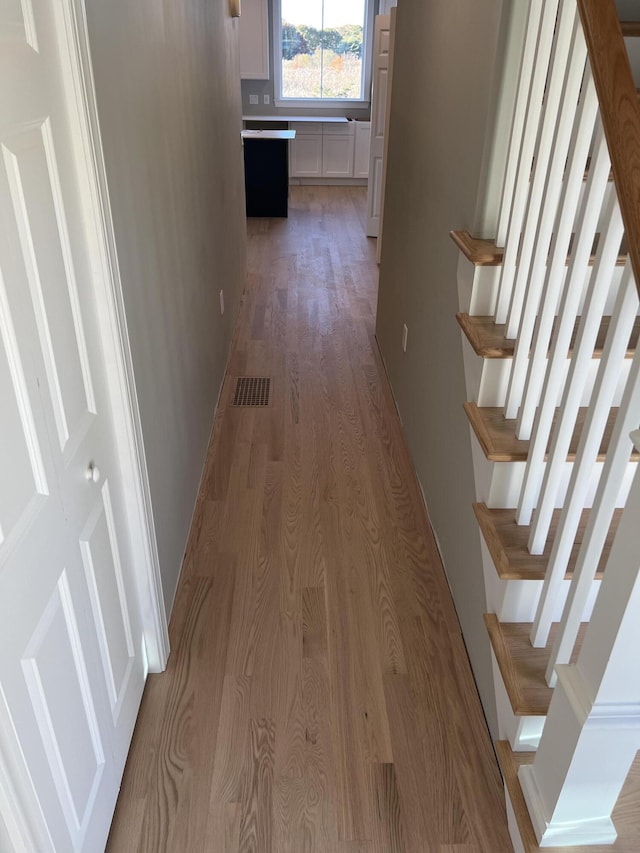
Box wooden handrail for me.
[578,0,640,296]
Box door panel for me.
[79,485,137,723]
[0,272,49,554]
[0,0,38,50]
[2,122,96,461]
[21,573,106,845]
[0,0,146,848]
[366,15,391,237]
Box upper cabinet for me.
[239,0,269,80]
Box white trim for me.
[556,665,640,731]
[273,0,375,109]
[518,764,618,847]
[60,0,169,670]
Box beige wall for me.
[376,0,521,733]
[84,0,247,615]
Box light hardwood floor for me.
[107,187,513,852]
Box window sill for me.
[274,99,370,111]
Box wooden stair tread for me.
[464,402,639,463]
[456,313,640,359]
[473,502,622,581]
[451,229,627,267]
[450,230,503,265]
[484,614,584,716]
[495,741,640,851]
[621,21,640,37]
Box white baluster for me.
[504,6,586,345]
[519,439,640,846]
[546,340,640,685]
[504,65,597,423]
[527,195,625,559]
[516,122,612,529]
[494,0,561,325]
[496,2,546,247]
[514,74,599,440]
[531,260,637,647]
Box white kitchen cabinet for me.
[290,134,323,177]
[290,121,364,181]
[354,121,371,178]
[322,124,355,177]
[239,0,269,80]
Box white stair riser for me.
[469,440,637,510]
[461,337,631,408]
[480,535,601,623]
[458,256,628,318]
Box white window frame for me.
[273,0,375,109]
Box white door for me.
[366,15,391,237]
[0,2,146,850]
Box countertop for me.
[242,115,349,123]
[241,130,296,140]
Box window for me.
[275,0,373,107]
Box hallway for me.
[107,187,512,852]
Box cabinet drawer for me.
[290,122,323,135]
[322,122,353,135]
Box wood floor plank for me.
[204,802,241,853]
[108,187,513,853]
[300,655,340,852]
[302,587,328,660]
[368,763,407,853]
[238,717,276,852]
[209,675,252,803]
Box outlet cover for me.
[263,94,270,104]
[249,94,259,105]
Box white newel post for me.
[518,429,640,847]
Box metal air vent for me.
[232,377,271,407]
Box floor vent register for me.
[232,377,271,407]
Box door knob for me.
[85,462,101,484]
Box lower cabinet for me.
[322,124,355,178]
[289,133,323,177]
[289,121,370,181]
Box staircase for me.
[452,0,640,848]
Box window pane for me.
[281,0,366,100]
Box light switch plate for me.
[249,94,259,105]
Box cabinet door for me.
[354,122,371,178]
[239,0,269,80]
[290,135,323,177]
[322,134,355,178]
